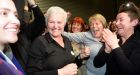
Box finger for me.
[103,29,113,36]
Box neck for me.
[53,35,64,48]
[121,30,134,44]
[0,44,4,51]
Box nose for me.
[10,14,20,26]
[93,24,96,27]
[92,23,97,28]
[54,23,58,28]
[115,20,119,26]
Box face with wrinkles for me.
[0,0,20,47]
[115,12,135,37]
[47,13,66,38]
[89,19,104,39]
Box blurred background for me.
[14,0,140,23]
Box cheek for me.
[99,24,104,29]
[79,25,82,29]
[79,26,83,31]
[100,27,104,31]
[61,24,65,28]
[72,25,75,28]
[89,25,93,29]
[47,23,53,28]
[0,20,7,27]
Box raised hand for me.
[26,0,36,7]
[102,29,119,50]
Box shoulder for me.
[62,35,71,42]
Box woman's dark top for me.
[27,33,82,75]
[93,25,140,75]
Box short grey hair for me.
[44,6,68,26]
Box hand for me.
[80,45,90,59]
[58,63,78,75]
[27,0,36,6]
[102,29,119,49]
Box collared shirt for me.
[28,33,77,75]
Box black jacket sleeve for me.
[93,44,106,68]
[22,6,45,41]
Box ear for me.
[131,19,139,27]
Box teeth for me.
[53,30,58,31]
[7,28,17,32]
[94,29,99,32]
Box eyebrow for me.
[0,8,18,14]
[0,8,10,11]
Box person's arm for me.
[27,38,58,75]
[111,46,140,75]
[93,44,106,68]
[24,0,45,41]
[27,6,45,41]
[62,32,86,43]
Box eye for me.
[49,21,54,23]
[96,23,99,25]
[57,21,62,24]
[14,12,19,19]
[0,11,8,16]
[120,18,124,21]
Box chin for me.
[9,37,18,43]
[52,35,60,38]
[94,34,101,38]
[51,33,61,37]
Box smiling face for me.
[45,6,67,38]
[115,12,135,37]
[89,19,104,38]
[0,0,20,46]
[88,14,107,39]
[47,14,66,38]
[71,22,83,33]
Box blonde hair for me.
[88,13,108,28]
[44,6,67,25]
